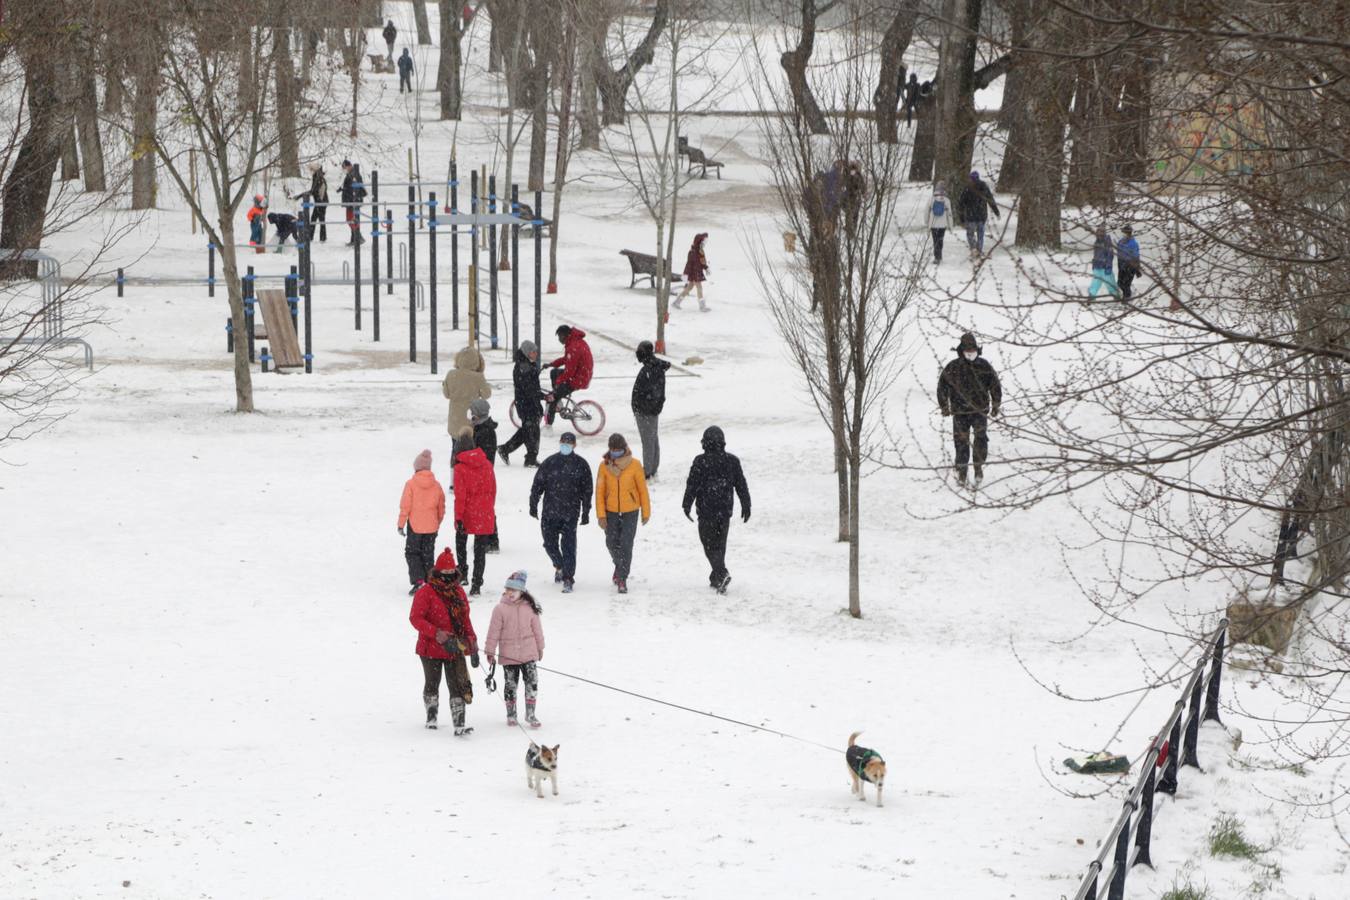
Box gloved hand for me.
[435,629,450,643]
[398,525,405,536]
[940,408,951,417]
[742,510,751,523]
[529,508,539,519]
[684,509,693,522]
[486,654,496,666]
[470,653,480,668]
[581,512,590,525]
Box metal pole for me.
[1203,623,1226,723]
[488,174,499,350]
[208,243,216,297]
[1107,807,1132,900]
[471,169,480,344]
[1182,664,1203,768]
[303,233,313,373]
[386,208,394,295]
[286,266,299,334]
[372,171,380,341]
[408,186,417,362]
[1134,755,1158,868]
[450,161,459,331]
[429,191,438,374]
[511,184,519,352]
[117,267,124,298]
[353,205,362,331]
[1159,711,1182,794]
[534,189,542,352]
[244,265,256,363]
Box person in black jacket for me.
[339,160,367,246]
[500,340,543,467]
[957,171,999,257]
[294,164,329,243]
[631,340,670,480]
[529,432,593,592]
[397,48,414,93]
[682,426,751,594]
[937,332,1002,488]
[383,20,397,63]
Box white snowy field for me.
[3,6,1348,898]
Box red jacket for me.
[550,329,593,391]
[409,582,478,659]
[683,235,708,282]
[453,448,497,535]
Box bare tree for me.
[437,0,467,120]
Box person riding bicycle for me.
[546,325,593,426]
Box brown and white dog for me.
[846,731,886,807]
[526,743,560,798]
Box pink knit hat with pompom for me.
[413,449,432,471]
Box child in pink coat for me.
[484,570,545,727]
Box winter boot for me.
[424,694,439,729]
[554,567,563,584]
[562,578,574,594]
[526,702,540,728]
[973,465,984,490]
[450,698,472,735]
[716,574,732,595]
[469,582,482,597]
[506,700,517,727]
[699,301,710,312]
[673,296,683,310]
[408,584,418,596]
[955,467,968,487]
[616,578,628,594]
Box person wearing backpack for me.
[926,183,951,265]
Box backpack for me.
[931,198,945,219]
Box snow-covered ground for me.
[2,6,1347,898]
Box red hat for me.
[433,548,458,572]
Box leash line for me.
[532,664,843,755]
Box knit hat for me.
[504,570,528,591]
[1122,224,1133,235]
[608,433,628,451]
[559,432,577,445]
[434,548,458,571]
[469,398,490,422]
[934,183,946,195]
[969,170,980,180]
[956,332,980,353]
[413,449,432,471]
[520,340,537,356]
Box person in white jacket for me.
[925,183,952,265]
[484,570,546,727]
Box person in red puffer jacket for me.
[453,428,497,596]
[546,325,593,426]
[409,548,480,734]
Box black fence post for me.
[488,173,499,350]
[372,172,381,341]
[511,184,519,352]
[429,191,438,374]
[303,235,313,373]
[117,267,124,298]
[409,185,417,363]
[1134,751,1159,869]
[471,168,480,342]
[1182,663,1204,769]
[450,162,460,332]
[1159,712,1182,794]
[226,318,233,354]
[208,242,216,297]
[244,265,256,363]
[353,206,362,331]
[386,208,394,296]
[1107,805,1133,900]
[286,266,299,334]
[1204,624,1226,723]
[534,188,542,352]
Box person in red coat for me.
[453,427,498,596]
[546,325,593,426]
[409,548,480,733]
[673,232,710,312]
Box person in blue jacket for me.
[398,49,414,93]
[1088,224,1119,298]
[1116,224,1140,301]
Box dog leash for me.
[534,663,843,755]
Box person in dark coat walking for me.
[529,432,592,592]
[500,340,544,466]
[937,332,1002,488]
[957,171,999,257]
[397,48,414,92]
[902,72,920,126]
[1116,224,1140,301]
[340,160,367,246]
[383,20,397,63]
[631,340,670,480]
[682,426,751,594]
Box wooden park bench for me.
[687,146,725,180]
[619,249,682,289]
[257,289,304,373]
[368,53,394,74]
[677,135,690,157]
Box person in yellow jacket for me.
[594,433,650,594]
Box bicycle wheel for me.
[570,400,606,437]
[509,401,521,429]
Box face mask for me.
[609,449,624,459]
[559,444,573,456]
[963,351,977,362]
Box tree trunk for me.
[1014,20,1072,248]
[238,35,255,114]
[1063,55,1119,209]
[595,0,668,127]
[780,0,829,136]
[872,3,918,144]
[489,6,504,73]
[60,126,80,181]
[301,29,318,87]
[1,53,63,251]
[528,59,549,191]
[548,18,576,290]
[933,0,983,198]
[908,90,937,180]
[102,58,125,115]
[848,441,861,617]
[275,29,302,178]
[1114,65,1151,181]
[577,22,601,150]
[76,57,107,192]
[995,0,1030,192]
[216,220,255,413]
[438,0,463,120]
[413,1,431,44]
[131,52,160,210]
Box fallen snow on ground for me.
[2,6,1347,898]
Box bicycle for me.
[510,392,606,437]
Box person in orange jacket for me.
[594,433,650,594]
[398,449,447,595]
[246,195,268,254]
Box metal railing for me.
[1070,619,1228,900]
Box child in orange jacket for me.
[399,449,447,594]
[246,195,268,255]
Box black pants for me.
[400,72,412,92]
[952,412,989,478]
[421,655,472,716]
[698,516,731,586]
[501,416,541,463]
[604,510,640,581]
[404,529,437,586]
[503,662,538,718]
[455,531,489,589]
[546,369,574,425]
[311,204,328,242]
[541,516,578,579]
[930,228,945,263]
[1117,263,1138,300]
